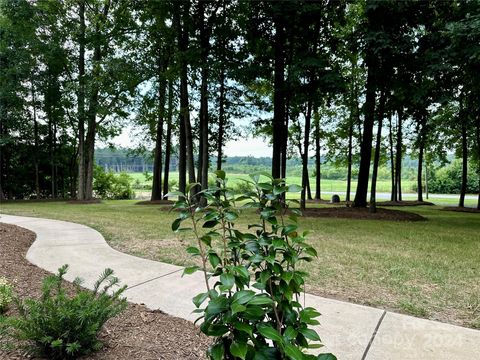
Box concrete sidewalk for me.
[1,214,478,359]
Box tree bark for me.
[151,48,167,201]
[388,113,396,201]
[197,0,209,200]
[314,109,321,200]
[369,90,386,213]
[216,67,226,171]
[459,101,468,208]
[163,80,173,199]
[395,109,403,202]
[301,99,313,211]
[77,0,86,200]
[354,50,377,207]
[417,116,426,202]
[31,78,40,198]
[475,110,480,210]
[272,15,285,179]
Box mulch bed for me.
[0,223,210,359]
[301,207,426,221]
[442,206,480,214]
[65,199,103,204]
[377,200,435,207]
[135,200,174,205]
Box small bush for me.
[93,165,135,199]
[169,171,336,360]
[0,278,13,314]
[3,265,127,359]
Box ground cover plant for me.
[170,171,336,359]
[0,265,127,359]
[1,200,479,329]
[0,278,13,314]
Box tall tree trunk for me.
[354,50,377,207]
[346,117,353,202]
[151,49,167,201]
[459,108,468,208]
[84,38,102,200]
[163,80,173,199]
[301,99,313,211]
[272,15,285,179]
[388,113,396,201]
[395,109,403,202]
[197,0,209,200]
[77,0,86,200]
[417,116,426,202]
[216,67,226,171]
[475,111,480,210]
[314,109,321,200]
[175,6,188,194]
[369,90,386,213]
[31,79,40,198]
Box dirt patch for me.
[0,223,210,359]
[442,206,480,214]
[300,207,426,221]
[135,199,174,205]
[377,200,435,207]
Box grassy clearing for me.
[128,171,416,194]
[1,200,479,329]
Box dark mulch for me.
[442,206,480,214]
[65,199,103,205]
[377,200,435,207]
[135,199,174,206]
[0,223,210,360]
[301,207,426,221]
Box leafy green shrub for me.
[3,265,127,359]
[169,171,336,360]
[93,165,135,199]
[0,278,13,314]
[426,160,478,194]
[232,179,255,194]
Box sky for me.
[109,126,273,158]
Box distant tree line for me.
[1,0,479,209]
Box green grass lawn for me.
[1,200,479,329]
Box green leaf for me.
[192,292,209,308]
[209,253,221,268]
[232,290,255,304]
[284,343,304,360]
[230,341,248,360]
[257,324,283,343]
[231,302,246,314]
[186,182,200,193]
[186,246,200,256]
[299,328,321,342]
[172,218,182,232]
[225,211,238,221]
[288,184,302,193]
[233,266,250,281]
[165,191,184,198]
[215,169,226,180]
[248,295,273,306]
[284,326,297,340]
[234,322,253,336]
[203,220,219,228]
[317,354,337,360]
[209,343,224,360]
[220,273,235,290]
[182,266,199,276]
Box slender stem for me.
[188,198,210,293]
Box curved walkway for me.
[1,214,478,360]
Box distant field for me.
[125,171,478,206]
[126,171,416,194]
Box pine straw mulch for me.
[0,223,210,360]
[300,207,426,221]
[442,206,480,214]
[135,200,174,206]
[376,200,435,207]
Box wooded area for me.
[1,0,479,209]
